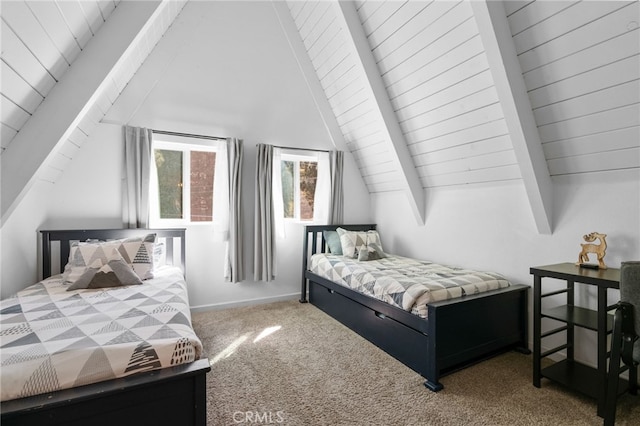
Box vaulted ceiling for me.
[1,0,639,232]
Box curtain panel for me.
[123,126,153,228]
[225,138,244,283]
[329,150,344,225]
[254,144,277,281]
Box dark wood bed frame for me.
[0,228,211,426]
[301,224,530,391]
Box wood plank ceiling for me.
[286,0,639,191]
[1,0,638,229]
[2,0,119,153]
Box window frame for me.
[150,139,218,228]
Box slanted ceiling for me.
[1,0,116,152]
[0,0,186,222]
[285,0,639,184]
[1,1,639,231]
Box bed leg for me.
[515,346,531,355]
[423,379,443,392]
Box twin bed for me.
[1,223,528,424]
[302,224,530,391]
[0,229,210,426]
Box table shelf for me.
[542,305,613,332]
[542,359,628,399]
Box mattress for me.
[309,254,511,318]
[0,266,203,402]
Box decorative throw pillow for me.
[63,240,123,284]
[357,236,386,261]
[113,233,157,280]
[323,230,343,255]
[62,233,157,284]
[67,247,143,291]
[336,228,384,259]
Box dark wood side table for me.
[531,263,621,417]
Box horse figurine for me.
[576,232,608,269]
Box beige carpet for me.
[192,300,639,426]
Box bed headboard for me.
[40,229,186,279]
[300,224,376,302]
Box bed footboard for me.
[425,283,529,390]
[1,359,211,426]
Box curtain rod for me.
[260,144,330,154]
[153,129,227,141]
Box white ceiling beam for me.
[271,1,349,152]
[1,1,165,225]
[471,0,554,234]
[333,1,425,225]
[104,2,192,126]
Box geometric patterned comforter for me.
[0,266,203,402]
[309,254,511,319]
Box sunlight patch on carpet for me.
[253,326,281,343]
[209,334,249,365]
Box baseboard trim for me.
[190,293,299,313]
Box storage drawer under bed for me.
[309,279,431,376]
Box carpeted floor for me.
[192,300,640,426]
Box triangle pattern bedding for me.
[309,254,511,318]
[0,267,203,402]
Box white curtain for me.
[123,126,153,228]
[212,141,229,241]
[225,138,244,282]
[313,151,331,224]
[272,147,285,239]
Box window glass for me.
[190,151,216,222]
[155,149,183,219]
[281,160,294,218]
[151,139,218,226]
[299,161,317,220]
[280,156,317,221]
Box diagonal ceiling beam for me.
[272,1,349,153]
[104,2,194,126]
[471,0,553,234]
[1,1,165,225]
[333,1,425,225]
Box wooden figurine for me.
[576,232,608,269]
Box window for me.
[150,139,219,226]
[280,154,318,221]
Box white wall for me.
[0,1,371,304]
[372,169,640,367]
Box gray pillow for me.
[357,243,385,261]
[67,258,142,291]
[323,230,343,255]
